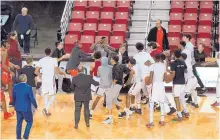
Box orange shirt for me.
[156,28,164,51]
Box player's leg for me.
[180,85,190,118]
[159,101,165,126]
[211,76,220,107]
[173,85,183,121]
[166,94,176,115]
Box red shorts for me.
[1,71,12,86]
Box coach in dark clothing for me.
[12,74,37,139]
[13,7,34,54]
[71,67,99,129]
[147,19,169,51]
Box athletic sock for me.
[149,101,154,123]
[177,111,182,118]
[160,102,165,122]
[191,90,198,104]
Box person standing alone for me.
[13,7,34,54]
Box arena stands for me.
[168,0,216,56]
[64,0,133,53]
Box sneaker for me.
[156,106,161,111]
[4,112,14,120]
[186,96,192,104]
[185,94,189,98]
[42,108,47,116]
[141,96,146,101]
[200,88,208,94]
[167,107,176,115]
[135,109,142,115]
[74,124,78,129]
[86,123,90,127]
[181,111,190,118]
[211,101,220,107]
[146,122,154,128]
[90,114,92,119]
[103,102,106,107]
[118,111,126,119]
[191,102,199,108]
[172,115,183,122]
[9,102,13,107]
[129,107,136,112]
[159,121,165,126]
[102,117,113,124]
[144,98,149,104]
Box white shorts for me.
[185,77,197,93]
[141,80,152,96]
[173,85,185,97]
[91,76,100,94]
[95,87,108,97]
[151,82,166,102]
[41,76,56,96]
[128,82,142,96]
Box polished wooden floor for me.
[1,92,220,139]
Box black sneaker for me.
[167,107,176,115]
[118,111,126,119]
[186,95,192,104]
[191,102,199,108]
[185,94,189,98]
[103,102,106,107]
[90,114,92,119]
[144,98,149,104]
[135,109,142,115]
[156,106,161,111]
[9,102,13,107]
[141,96,146,101]
[181,111,190,118]
[129,107,135,112]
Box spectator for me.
[90,37,116,57]
[7,32,22,83]
[148,41,162,58]
[147,19,169,51]
[13,7,34,54]
[115,44,128,64]
[20,57,37,112]
[194,43,206,63]
[12,74,37,139]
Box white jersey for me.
[184,60,194,80]
[132,64,142,83]
[185,42,196,65]
[133,51,155,79]
[182,48,192,64]
[38,56,58,78]
[151,62,166,83]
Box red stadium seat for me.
[83,23,97,37]
[170,1,184,13]
[168,37,180,53]
[89,0,102,12]
[86,11,99,24]
[185,1,198,13]
[198,25,212,38]
[98,24,112,38]
[184,13,197,25]
[197,38,211,47]
[71,11,85,24]
[117,0,131,13]
[199,13,212,26]
[64,35,79,53]
[67,23,82,38]
[110,36,124,48]
[100,12,114,25]
[112,24,127,40]
[182,25,196,36]
[74,0,88,12]
[80,35,94,53]
[103,0,116,12]
[169,13,183,25]
[168,25,181,37]
[200,1,213,13]
[95,36,109,43]
[115,12,129,25]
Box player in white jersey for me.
[146,53,166,127]
[201,53,220,107]
[181,53,199,108]
[133,42,155,106]
[35,48,65,116]
[124,58,142,117]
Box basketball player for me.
[125,58,142,117]
[1,40,20,106]
[35,48,65,116]
[170,50,189,121]
[102,55,130,124]
[133,42,155,113]
[181,53,199,108]
[146,54,166,127]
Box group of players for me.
[1,33,219,128]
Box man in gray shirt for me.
[13,7,34,54]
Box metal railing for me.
[60,0,74,42]
[144,0,154,50]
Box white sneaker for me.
[102,117,113,124]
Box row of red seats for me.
[171,1,213,13]
[71,11,130,26]
[67,23,127,40]
[74,0,131,12]
[170,13,212,26]
[64,35,124,53]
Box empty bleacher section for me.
[60,0,134,54]
[168,0,218,56]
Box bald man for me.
[13,7,34,54]
[147,19,169,51]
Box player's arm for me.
[55,67,65,76]
[34,66,41,76]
